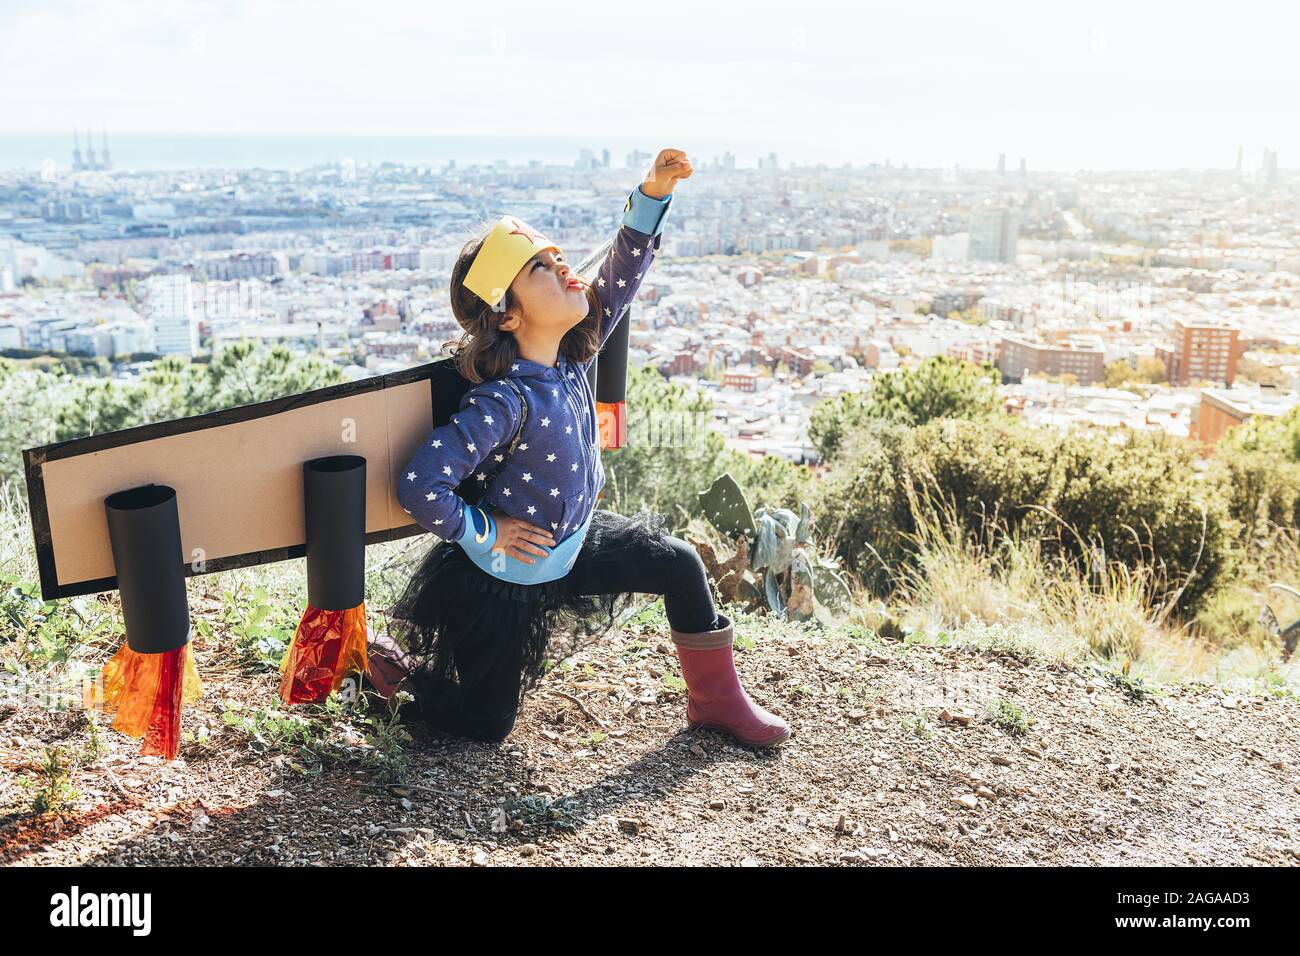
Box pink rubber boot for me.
[671,612,790,748]
[363,629,415,702]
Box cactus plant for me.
[695,476,852,622]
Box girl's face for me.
[501,237,590,339]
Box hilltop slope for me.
[3,612,1298,866]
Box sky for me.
[1,0,1297,171]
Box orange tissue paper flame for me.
[93,640,202,761]
[279,601,370,705]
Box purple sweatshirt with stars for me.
[396,183,672,584]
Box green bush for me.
[600,365,811,526]
[809,356,1000,462]
[814,416,1229,615]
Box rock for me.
[520,844,537,857]
[951,793,979,810]
[975,786,997,800]
[991,755,1014,767]
[472,850,488,866]
[617,818,640,835]
[708,799,726,810]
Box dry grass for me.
[886,483,1300,693]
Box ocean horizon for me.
[0,132,781,173]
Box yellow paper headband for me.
[462,215,561,308]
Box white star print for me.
[431,439,442,448]
[527,506,536,515]
[477,472,487,481]
[405,472,416,481]
[483,414,494,425]
[425,492,436,501]
[493,391,502,399]
[635,272,641,279]
[468,397,477,404]
[551,522,559,530]
[616,278,626,288]
[502,487,511,497]
[442,465,452,476]
[631,247,641,257]
[597,276,605,287]
[511,363,519,371]
[466,442,476,453]
[522,472,532,482]
[452,417,458,424]
[540,417,550,427]
[551,388,558,397]
[571,462,578,471]
[494,454,504,462]
[434,518,443,525]
[550,488,560,497]
[565,425,572,434]
[604,308,611,317]
[523,385,531,391]
[519,443,528,451]
[546,453,556,462]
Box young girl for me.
[373,148,789,749]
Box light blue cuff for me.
[456,503,496,554]
[622,183,672,236]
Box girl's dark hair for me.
[443,220,600,383]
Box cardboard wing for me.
[22,358,476,601]
[23,236,622,603]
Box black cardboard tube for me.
[104,484,190,654]
[595,313,629,403]
[304,455,366,611]
[585,345,599,397]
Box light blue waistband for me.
[457,507,594,585]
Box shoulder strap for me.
[470,377,528,504]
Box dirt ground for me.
[3,609,1299,867]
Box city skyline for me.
[2,0,1296,172]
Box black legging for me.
[412,532,718,742]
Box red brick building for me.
[1158,320,1243,385]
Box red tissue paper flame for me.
[279,602,370,705]
[91,641,202,761]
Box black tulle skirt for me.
[387,506,678,721]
